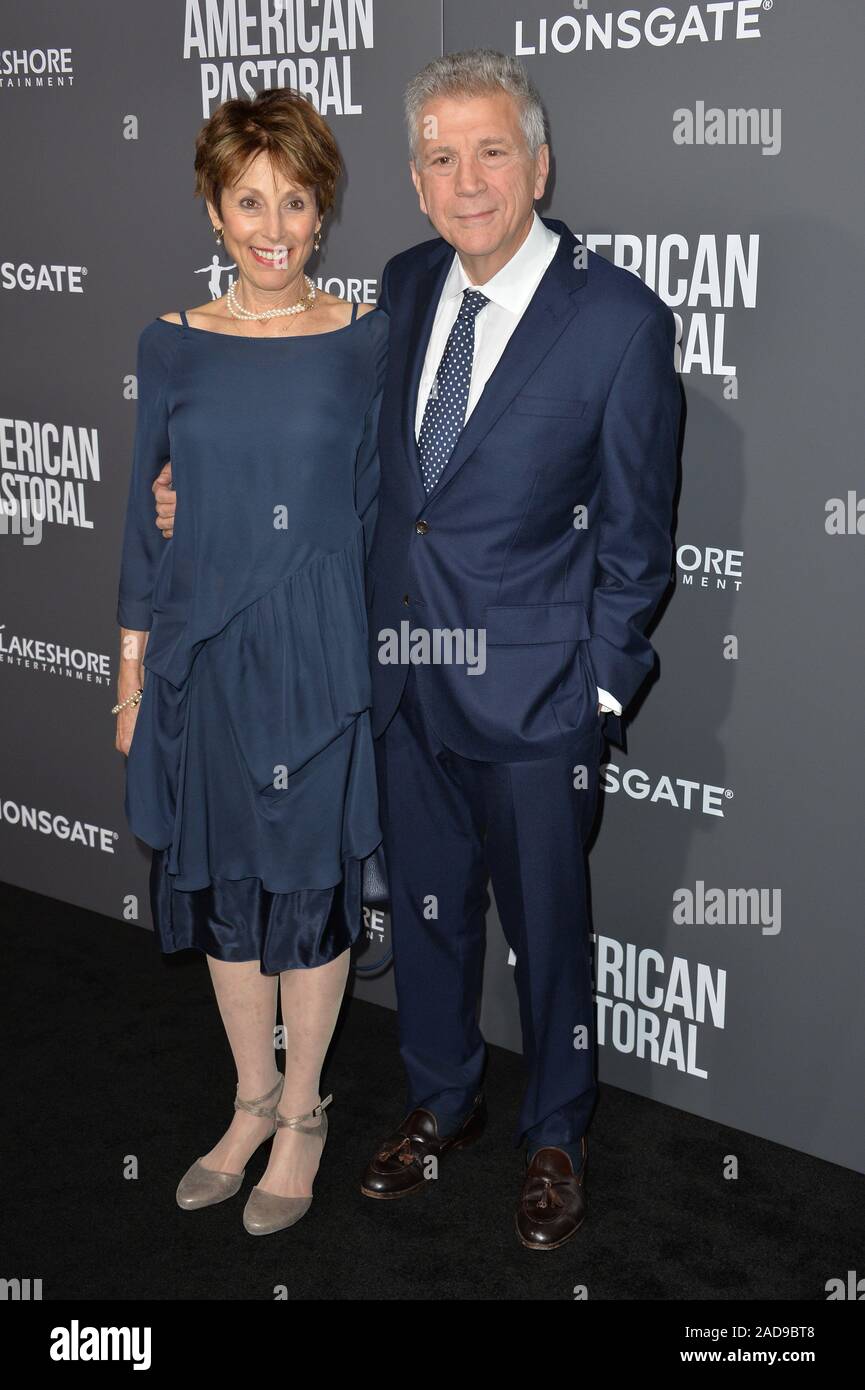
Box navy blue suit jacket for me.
[367,215,681,760]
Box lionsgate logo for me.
[377,622,486,674]
[1,262,86,293]
[0,797,118,854]
[514,0,765,56]
[0,47,74,89]
[601,763,732,817]
[183,0,374,116]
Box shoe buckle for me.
[275,1093,333,1133]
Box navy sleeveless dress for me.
[116,301,388,973]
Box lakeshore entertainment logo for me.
[593,932,726,1077]
[183,0,375,116]
[193,253,378,305]
[313,272,378,302]
[0,623,112,686]
[0,796,118,855]
[677,542,745,592]
[514,1,765,55]
[0,47,74,89]
[0,415,100,530]
[575,233,759,377]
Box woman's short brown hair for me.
[193,88,342,220]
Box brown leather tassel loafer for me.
[515,1139,587,1250]
[360,1093,486,1199]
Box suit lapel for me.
[400,221,589,511]
[426,218,586,501]
[399,217,587,508]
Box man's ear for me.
[533,143,550,201]
[409,160,428,216]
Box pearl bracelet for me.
[112,687,143,716]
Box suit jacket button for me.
[402,593,410,605]
[415,520,429,534]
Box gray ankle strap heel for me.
[176,1073,285,1211]
[234,1074,285,1119]
[275,1093,333,1133]
[242,1094,333,1236]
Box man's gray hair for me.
[404,49,547,162]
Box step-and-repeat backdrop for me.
[2,1,863,1172]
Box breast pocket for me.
[510,394,588,419]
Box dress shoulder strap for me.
[179,309,189,328]
[350,300,359,324]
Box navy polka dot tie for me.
[417,289,490,493]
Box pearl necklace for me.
[226,276,316,321]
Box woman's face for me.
[208,149,320,287]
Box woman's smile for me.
[249,244,291,268]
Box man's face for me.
[409,90,549,282]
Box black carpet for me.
[1,877,861,1303]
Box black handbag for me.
[361,842,389,908]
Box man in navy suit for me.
[358,51,680,1249]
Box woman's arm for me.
[117,323,176,631]
[115,627,148,755]
[115,323,176,752]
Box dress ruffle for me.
[124,530,382,894]
[149,848,367,974]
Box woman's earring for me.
[313,228,321,252]
[213,225,224,244]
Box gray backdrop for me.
[1,0,862,1173]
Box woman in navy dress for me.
[114,90,387,1235]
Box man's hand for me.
[152,462,176,539]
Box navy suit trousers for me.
[374,663,603,1156]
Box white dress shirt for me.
[415,209,621,716]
